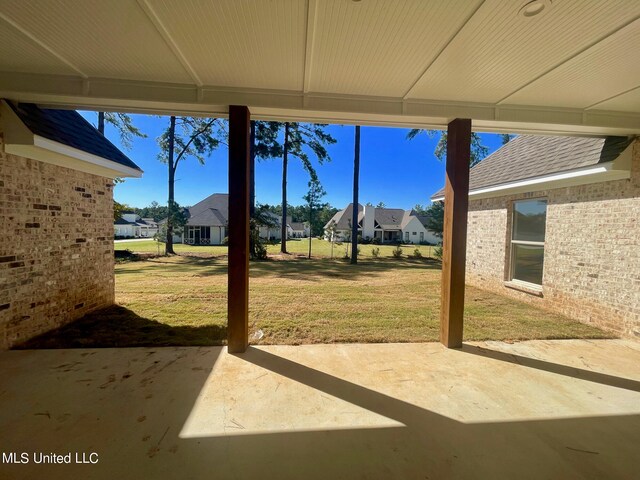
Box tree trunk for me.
[280,122,290,254]
[250,121,256,218]
[308,210,312,259]
[351,125,360,265]
[98,112,105,134]
[249,121,256,259]
[166,115,176,255]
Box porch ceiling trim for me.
[1,73,640,136]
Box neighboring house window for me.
[412,232,416,235]
[510,198,547,286]
[405,231,409,241]
[420,232,424,242]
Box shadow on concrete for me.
[182,347,639,479]
[1,346,639,479]
[460,343,640,393]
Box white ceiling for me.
[0,0,639,135]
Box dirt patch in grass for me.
[17,255,614,349]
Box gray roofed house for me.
[182,193,229,245]
[114,213,159,238]
[178,194,303,245]
[325,203,364,231]
[325,203,440,244]
[289,221,309,238]
[429,134,639,338]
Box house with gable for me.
[324,203,440,244]
[114,213,158,238]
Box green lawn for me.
[115,238,438,259]
[19,254,612,348]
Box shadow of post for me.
[459,344,640,393]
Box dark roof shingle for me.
[431,135,631,199]
[8,102,141,172]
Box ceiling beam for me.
[135,0,203,87]
[2,72,639,136]
[0,12,87,79]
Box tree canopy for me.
[406,129,489,167]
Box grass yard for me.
[19,254,612,349]
[115,238,439,259]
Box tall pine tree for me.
[157,116,226,254]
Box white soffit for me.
[142,0,307,90]
[503,17,640,108]
[589,86,640,113]
[308,0,483,96]
[0,0,193,83]
[405,0,640,103]
[0,0,640,134]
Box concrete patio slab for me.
[1,339,639,479]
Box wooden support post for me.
[440,118,471,348]
[227,105,250,353]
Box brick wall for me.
[466,139,640,338]
[0,138,115,348]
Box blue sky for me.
[80,112,505,210]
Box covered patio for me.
[1,0,640,477]
[1,339,639,478]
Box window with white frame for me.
[404,231,409,241]
[510,198,547,287]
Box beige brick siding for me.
[0,138,115,348]
[466,139,640,338]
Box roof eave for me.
[430,158,631,202]
[1,100,142,178]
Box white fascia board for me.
[1,99,142,178]
[430,161,631,202]
[5,141,141,179]
[3,73,640,135]
[32,136,142,178]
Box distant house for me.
[289,222,310,238]
[114,213,158,238]
[257,211,282,241]
[183,193,228,245]
[174,194,304,245]
[430,135,639,338]
[324,204,440,244]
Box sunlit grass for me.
[19,254,613,348]
[115,238,439,259]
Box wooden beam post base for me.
[440,118,471,348]
[227,105,250,353]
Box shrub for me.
[371,247,380,258]
[434,246,443,259]
[222,236,229,246]
[392,246,403,258]
[412,248,423,258]
[372,237,381,245]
